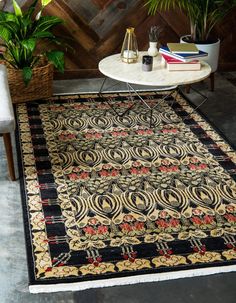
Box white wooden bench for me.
[0,64,16,181]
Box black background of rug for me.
[14,91,236,287]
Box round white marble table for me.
[99,52,211,87]
[98,52,211,126]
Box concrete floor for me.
[0,73,236,302]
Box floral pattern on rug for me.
[16,92,236,285]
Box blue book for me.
[159,46,208,62]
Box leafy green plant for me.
[144,0,236,43]
[0,0,64,85]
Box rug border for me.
[29,264,236,293]
[14,105,37,285]
[14,90,236,293]
[177,89,236,151]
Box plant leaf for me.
[22,66,33,86]
[21,38,36,52]
[13,0,23,17]
[0,12,19,27]
[46,50,64,73]
[33,31,55,39]
[0,25,11,42]
[1,21,19,35]
[21,16,31,29]
[6,13,18,22]
[34,15,63,33]
[41,0,53,7]
[0,11,7,22]
[24,0,38,19]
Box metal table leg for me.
[179,86,208,121]
[98,77,136,117]
[126,83,177,127]
[98,77,209,127]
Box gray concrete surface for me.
[0,73,236,302]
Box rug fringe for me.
[29,264,236,294]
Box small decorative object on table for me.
[148,25,162,57]
[121,27,139,63]
[142,55,153,71]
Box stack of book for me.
[159,43,208,71]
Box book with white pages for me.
[159,46,208,62]
[161,54,201,71]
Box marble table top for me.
[99,52,211,87]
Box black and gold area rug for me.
[16,91,236,293]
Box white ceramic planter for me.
[180,35,220,73]
[148,42,158,57]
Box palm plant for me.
[144,0,236,42]
[0,0,64,85]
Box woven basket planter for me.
[7,61,54,104]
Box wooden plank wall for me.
[11,0,236,78]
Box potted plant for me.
[144,0,236,83]
[148,25,162,57]
[0,0,65,103]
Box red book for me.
[161,54,201,71]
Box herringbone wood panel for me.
[23,0,236,78]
